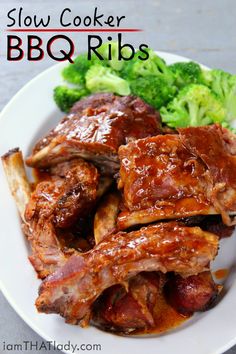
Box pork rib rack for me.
[118,124,236,229]
[36,222,218,326]
[26,94,162,175]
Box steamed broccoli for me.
[85,64,130,95]
[54,86,89,112]
[121,49,174,83]
[97,41,132,71]
[160,84,226,128]
[199,69,213,86]
[130,75,177,109]
[62,53,100,85]
[203,69,236,122]
[169,61,202,88]
[62,65,85,85]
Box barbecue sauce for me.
[133,290,190,335]
[94,274,191,336]
[214,268,229,280]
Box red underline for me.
[6,28,142,33]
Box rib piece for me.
[93,272,166,333]
[1,148,67,278]
[23,178,72,278]
[117,134,214,229]
[24,158,99,278]
[41,160,112,200]
[165,271,220,314]
[35,222,218,326]
[1,148,31,222]
[117,199,216,230]
[117,125,236,229]
[178,124,236,225]
[23,217,69,279]
[52,160,99,228]
[26,94,162,174]
[26,159,99,229]
[94,191,120,243]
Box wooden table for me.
[0,0,236,353]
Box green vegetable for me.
[130,75,177,109]
[199,69,213,86]
[62,53,99,85]
[121,49,174,83]
[85,64,130,95]
[62,65,85,86]
[160,84,226,128]
[169,61,202,88]
[54,86,89,112]
[54,42,236,133]
[97,41,131,71]
[203,69,236,122]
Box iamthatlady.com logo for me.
[2,340,102,352]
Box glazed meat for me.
[118,134,213,229]
[1,149,66,278]
[3,97,233,335]
[26,94,162,174]
[117,124,236,230]
[52,160,98,228]
[36,222,218,326]
[49,160,112,198]
[24,158,99,278]
[93,194,165,333]
[165,271,220,314]
[178,125,236,225]
[93,272,166,333]
[27,159,99,228]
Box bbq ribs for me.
[36,222,218,325]
[2,91,236,334]
[93,272,166,333]
[26,94,162,174]
[118,124,236,229]
[94,270,219,332]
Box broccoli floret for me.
[121,49,174,83]
[130,75,177,109]
[169,61,202,88]
[160,84,226,128]
[96,41,131,71]
[85,64,130,95]
[62,53,100,85]
[203,69,236,122]
[54,86,89,112]
[62,65,85,85]
[199,69,213,86]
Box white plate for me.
[1,52,236,354]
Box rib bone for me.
[1,148,31,222]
